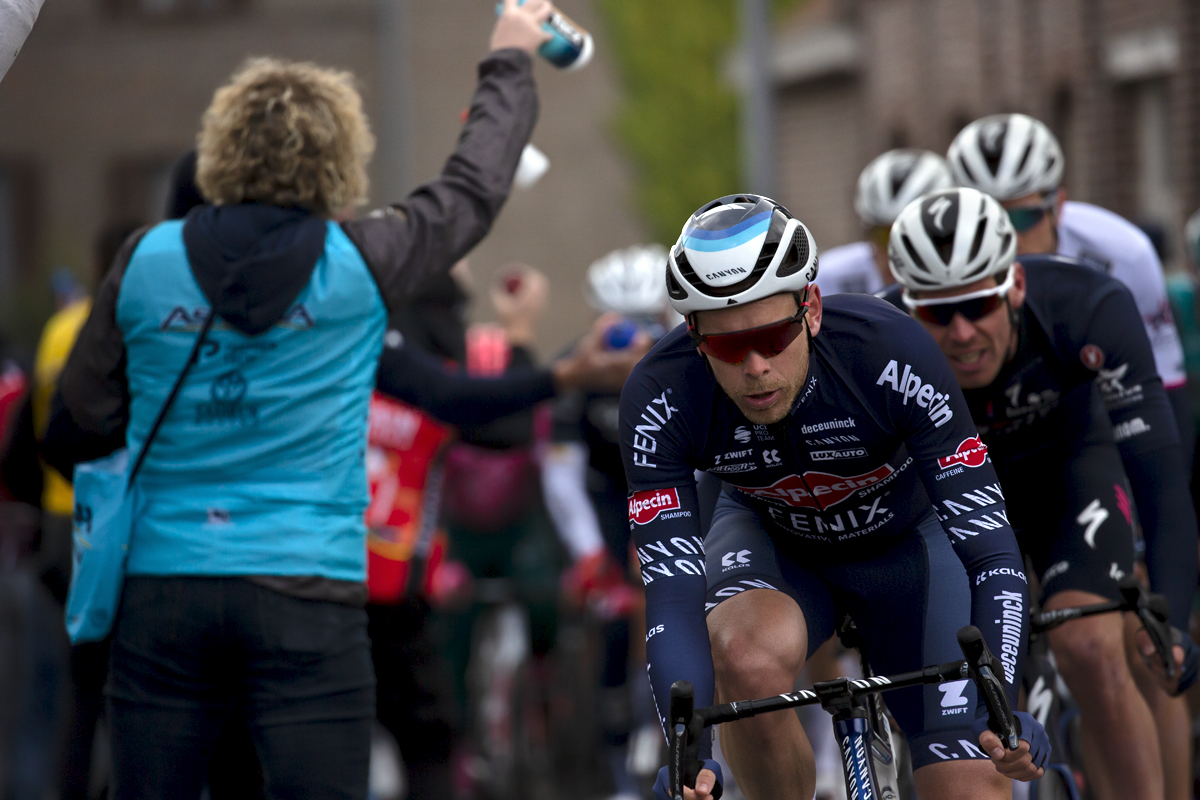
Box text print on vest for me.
[876,360,954,427]
[630,391,679,468]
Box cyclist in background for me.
[948,115,1197,799]
[543,244,678,800]
[620,194,1048,800]
[884,186,1199,800]
[815,149,953,296]
[948,114,1193,465]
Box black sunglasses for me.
[1006,196,1056,233]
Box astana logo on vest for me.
[196,369,259,426]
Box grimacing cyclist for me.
[949,114,1199,800]
[882,186,1200,800]
[816,149,954,296]
[948,113,1193,463]
[618,195,1049,800]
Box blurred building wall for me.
[770,0,1200,270]
[0,0,645,352]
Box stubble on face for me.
[697,293,814,425]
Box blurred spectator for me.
[0,0,44,82]
[34,221,145,602]
[543,245,672,800]
[40,3,554,796]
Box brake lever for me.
[958,626,1020,751]
[1117,578,1176,681]
[669,681,700,798]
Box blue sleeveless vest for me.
[117,220,386,581]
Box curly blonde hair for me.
[196,57,375,217]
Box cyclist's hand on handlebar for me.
[1135,625,1199,695]
[653,761,723,800]
[973,711,1048,781]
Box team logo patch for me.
[1080,344,1104,371]
[742,464,893,509]
[628,488,682,525]
[937,437,988,469]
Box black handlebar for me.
[957,625,1020,751]
[1117,577,1176,682]
[668,681,699,800]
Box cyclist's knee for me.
[708,589,806,695]
[1047,613,1129,691]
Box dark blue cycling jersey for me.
[881,255,1199,628]
[619,294,1030,750]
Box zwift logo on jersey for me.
[743,464,893,509]
[628,488,681,525]
[876,360,954,427]
[937,437,988,469]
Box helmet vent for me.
[901,234,928,274]
[957,155,977,185]
[666,264,687,300]
[967,217,987,262]
[1015,140,1034,176]
[776,227,811,278]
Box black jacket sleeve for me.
[341,49,538,312]
[54,227,150,447]
[375,339,555,429]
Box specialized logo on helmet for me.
[979,119,1008,161]
[937,437,988,469]
[628,488,682,525]
[926,195,955,232]
[925,195,956,234]
[742,464,894,509]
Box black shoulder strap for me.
[125,310,217,490]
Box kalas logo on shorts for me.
[743,464,893,509]
[628,488,682,525]
[937,437,988,470]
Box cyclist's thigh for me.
[703,493,835,660]
[1037,444,1136,604]
[824,513,988,770]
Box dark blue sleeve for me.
[375,339,556,429]
[619,364,715,759]
[876,317,1030,708]
[1085,288,1199,628]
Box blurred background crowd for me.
[5,0,1200,799]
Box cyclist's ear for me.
[805,283,823,338]
[1008,263,1027,310]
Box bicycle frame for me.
[669,662,967,800]
[668,627,1015,800]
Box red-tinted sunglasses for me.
[688,303,809,364]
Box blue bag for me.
[67,449,139,642]
[65,312,214,644]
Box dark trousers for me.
[107,577,375,800]
[367,598,459,800]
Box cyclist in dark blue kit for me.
[883,187,1200,800]
[618,195,1049,800]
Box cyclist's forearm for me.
[962,537,1029,710]
[1126,441,1199,629]
[643,580,716,761]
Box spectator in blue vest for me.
[40,2,559,797]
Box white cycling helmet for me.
[854,150,955,227]
[948,113,1064,200]
[584,244,671,317]
[666,194,818,315]
[888,187,1016,292]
